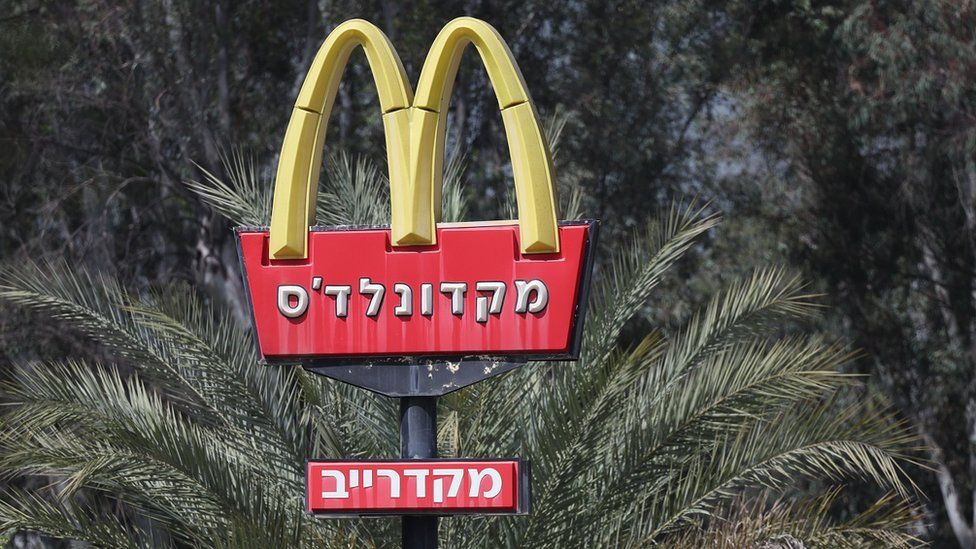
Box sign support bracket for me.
[400,395,438,548]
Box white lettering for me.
[394,283,413,316]
[440,282,467,316]
[321,470,348,499]
[316,466,509,503]
[432,469,464,503]
[515,279,549,314]
[468,467,502,498]
[324,285,351,317]
[421,283,434,316]
[378,469,400,498]
[403,469,429,498]
[359,277,385,317]
[278,279,550,319]
[475,281,506,322]
[277,285,308,318]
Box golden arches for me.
[269,17,559,259]
[269,20,415,258]
[414,17,558,254]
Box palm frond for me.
[440,146,470,223]
[0,260,225,425]
[0,488,152,548]
[188,149,272,227]
[638,400,914,541]
[584,202,720,367]
[661,488,923,548]
[1,152,920,547]
[188,149,395,228]
[316,152,391,226]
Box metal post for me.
[400,396,438,549]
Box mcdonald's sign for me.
[238,18,597,390]
[306,459,529,515]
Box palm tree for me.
[0,148,922,547]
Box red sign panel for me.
[238,222,594,363]
[306,459,529,515]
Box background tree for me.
[715,2,976,545]
[0,157,921,547]
[2,0,973,544]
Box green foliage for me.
[0,154,922,547]
[663,489,921,548]
[722,2,976,544]
[2,1,967,543]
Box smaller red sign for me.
[306,459,529,515]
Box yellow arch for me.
[268,17,559,259]
[414,17,559,253]
[269,19,428,259]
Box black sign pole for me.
[400,395,438,549]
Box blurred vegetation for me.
[1,0,974,545]
[0,158,922,546]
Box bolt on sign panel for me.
[306,459,530,515]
